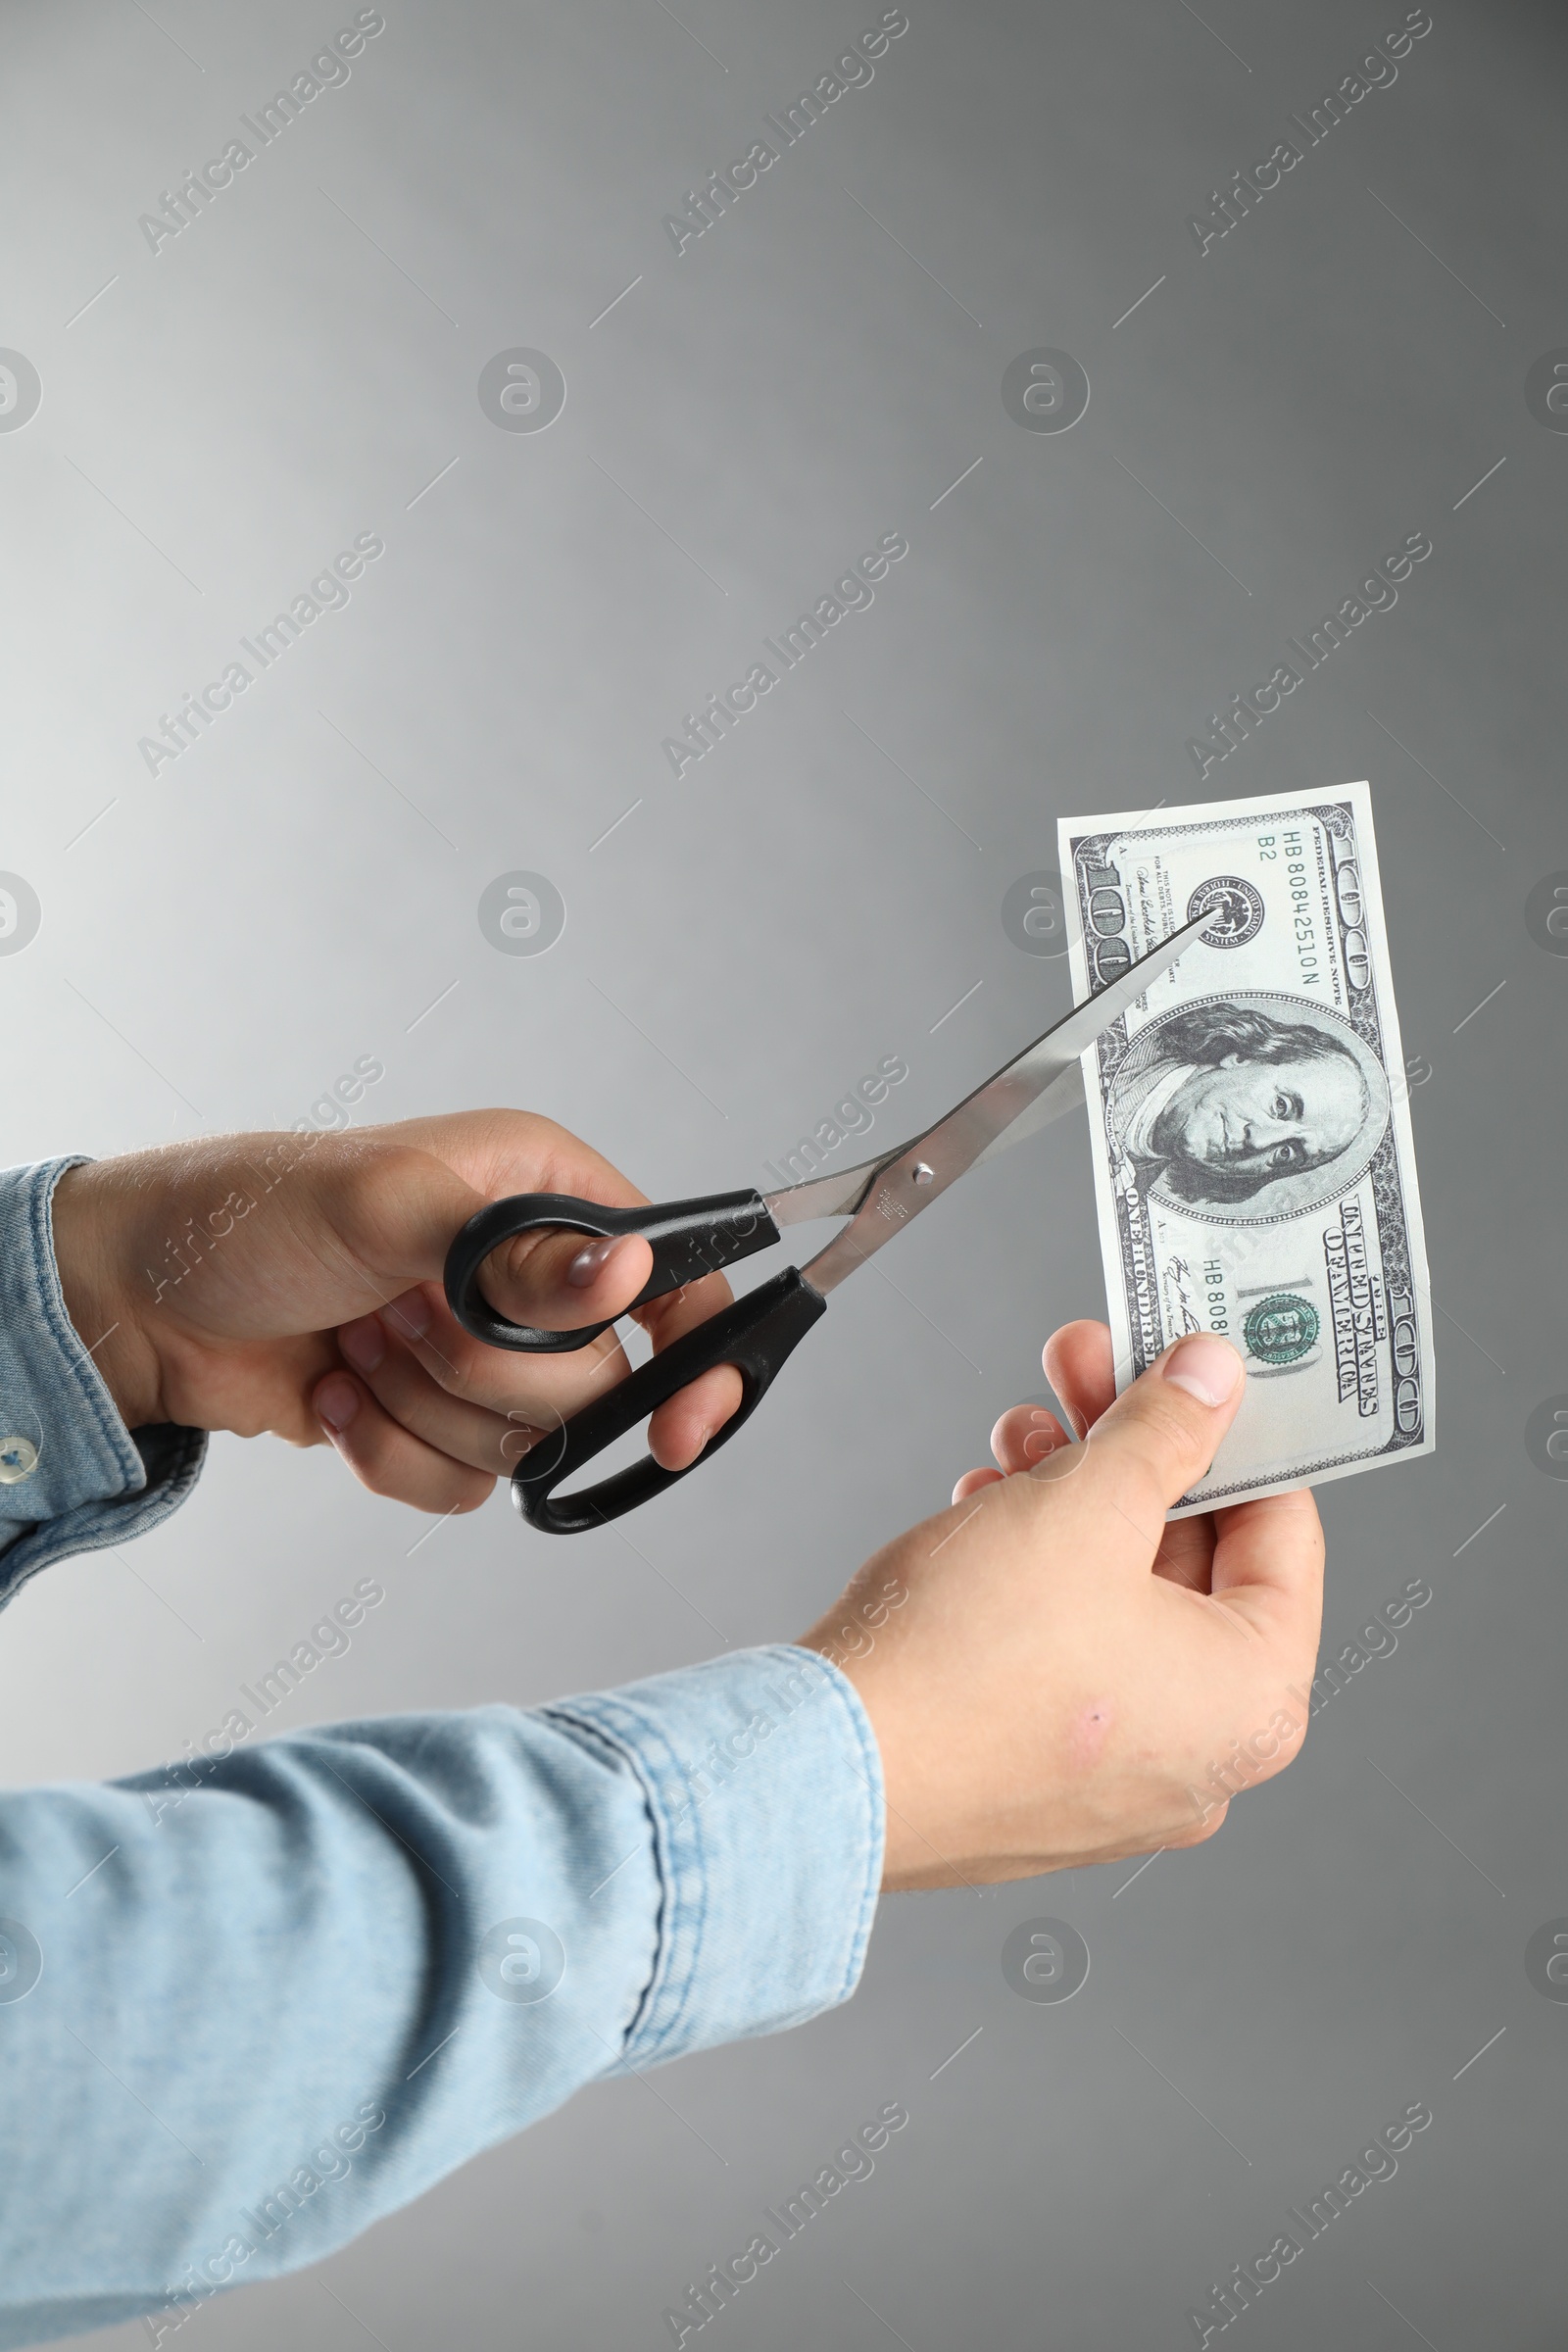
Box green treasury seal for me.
[1243,1293,1320,1364]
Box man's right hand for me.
[801,1323,1324,1888]
[51,1111,745,1514]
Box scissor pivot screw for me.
[911,1162,935,1185]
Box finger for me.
[1073,1332,1248,1555]
[628,1254,748,1460]
[309,1135,666,1352]
[1010,1373,1220,1590]
[1206,1486,1325,1640]
[366,1285,742,1477]
[373,1283,633,1424]
[1165,1802,1229,1848]
[1042,1320,1117,1438]
[990,1403,1072,1476]
[1149,1513,1218,1595]
[475,1226,655,1334]
[647,1362,745,1472]
[337,1311,532,1476]
[479,1217,745,1371]
[313,1370,494,1515]
[952,1465,1005,1504]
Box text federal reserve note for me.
[1057,782,1433,1514]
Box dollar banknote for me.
[1056,783,1433,1513]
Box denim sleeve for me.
[0,1158,207,1609]
[0,1648,883,2347]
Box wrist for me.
[51,1163,165,1430]
[800,1565,928,1891]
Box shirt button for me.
[0,1436,39,1483]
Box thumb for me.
[1073,1333,1247,1544]
[474,1224,656,1334]
[322,1145,657,1334]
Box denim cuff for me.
[0,1157,207,1610]
[546,1643,884,2066]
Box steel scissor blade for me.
[775,912,1207,1293]
[769,1058,1090,1230]
[967,1054,1084,1169]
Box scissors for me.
[443,915,1205,1533]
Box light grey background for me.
[2,0,1565,2343]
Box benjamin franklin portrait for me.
[1106,995,1391,1219]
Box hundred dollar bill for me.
[1057,782,1433,1513]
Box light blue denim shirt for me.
[0,1159,884,2349]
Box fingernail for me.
[316,1374,361,1433]
[337,1314,385,1375]
[386,1286,431,1340]
[1160,1334,1244,1406]
[567,1237,620,1288]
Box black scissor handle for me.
[442,1189,781,1353]
[512,1266,827,1534]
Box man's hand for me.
[50,1112,744,1514]
[801,1321,1324,1888]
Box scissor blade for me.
[765,1148,892,1227]
[794,912,1207,1295]
[968,1054,1084,1169]
[769,1054,1087,1230]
